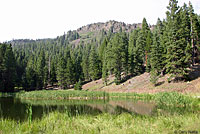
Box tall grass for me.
[26,104,32,125]
[109,92,199,107]
[16,90,200,107]
[17,90,109,100]
[154,92,196,106]
[0,111,199,134]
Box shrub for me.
[150,70,159,86]
[74,80,82,90]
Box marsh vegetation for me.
[0,91,199,133]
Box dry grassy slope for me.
[82,72,200,94]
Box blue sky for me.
[0,0,199,42]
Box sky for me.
[0,0,200,42]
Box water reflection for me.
[0,97,104,121]
[87,101,155,115]
[0,97,198,121]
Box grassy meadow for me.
[0,111,199,134]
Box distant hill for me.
[77,20,142,34]
[9,20,154,47]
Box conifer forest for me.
[0,0,200,92]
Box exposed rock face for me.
[77,20,143,34]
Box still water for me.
[0,97,156,121]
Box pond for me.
[0,96,157,121]
[0,96,198,121]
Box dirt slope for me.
[82,72,200,94]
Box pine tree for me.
[179,3,192,68]
[26,56,37,90]
[0,44,6,91]
[165,0,191,80]
[107,33,128,85]
[89,46,101,81]
[142,18,152,72]
[43,65,49,88]
[134,29,145,74]
[65,57,75,88]
[102,50,108,86]
[99,37,108,63]
[150,18,165,75]
[1,44,17,92]
[82,45,91,81]
[57,56,66,89]
[36,50,46,89]
[128,28,139,75]
[188,2,200,64]
[160,20,168,75]
[100,37,109,85]
[145,30,153,72]
[73,49,83,82]
[121,32,129,76]
[15,50,26,88]
[49,60,57,85]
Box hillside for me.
[82,65,200,94]
[72,20,142,46]
[9,20,154,47]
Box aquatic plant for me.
[26,104,32,125]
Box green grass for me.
[0,111,199,134]
[16,90,109,100]
[16,90,200,107]
[154,92,197,106]
[110,92,200,106]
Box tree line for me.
[0,0,200,92]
